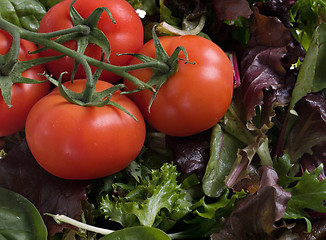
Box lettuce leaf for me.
[168,189,247,239]
[290,0,326,50]
[289,23,326,110]
[37,0,63,10]
[202,124,244,198]
[274,154,326,232]
[283,164,326,220]
[240,4,301,122]
[0,187,48,240]
[99,226,171,240]
[0,0,46,31]
[99,163,192,232]
[286,92,326,163]
[211,166,291,239]
[0,140,91,237]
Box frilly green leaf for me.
[99,163,192,231]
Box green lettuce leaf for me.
[0,0,46,31]
[36,0,63,10]
[99,163,192,232]
[169,189,247,239]
[274,155,326,232]
[0,187,48,240]
[99,226,171,240]
[202,124,245,198]
[273,154,300,188]
[290,0,326,50]
[283,164,326,219]
[289,23,326,109]
[125,0,142,10]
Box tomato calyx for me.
[0,26,63,108]
[66,0,116,81]
[0,3,157,113]
[1,8,154,91]
[0,55,63,108]
[123,26,195,111]
[44,69,138,121]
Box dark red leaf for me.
[166,131,210,180]
[240,5,303,121]
[211,166,291,239]
[0,139,92,236]
[288,92,326,170]
[212,0,252,21]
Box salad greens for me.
[99,162,193,231]
[0,0,46,32]
[202,124,245,198]
[98,226,171,240]
[37,0,63,10]
[289,23,326,109]
[0,187,48,240]
[0,0,326,239]
[281,162,326,224]
[290,0,326,50]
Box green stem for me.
[26,30,95,101]
[36,25,91,39]
[0,17,154,91]
[0,17,96,99]
[118,59,170,73]
[84,58,156,90]
[0,24,20,76]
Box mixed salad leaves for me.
[0,0,326,239]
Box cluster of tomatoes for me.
[0,0,234,180]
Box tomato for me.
[0,30,51,137]
[25,79,146,180]
[38,0,144,83]
[124,35,234,137]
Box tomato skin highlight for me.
[25,79,146,180]
[0,30,51,137]
[124,35,234,137]
[38,0,144,83]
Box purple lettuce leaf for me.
[300,142,326,180]
[293,218,326,240]
[285,92,326,163]
[0,139,92,236]
[166,131,210,180]
[255,0,292,28]
[212,0,252,21]
[211,0,253,50]
[240,2,304,123]
[211,166,291,240]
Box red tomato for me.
[0,30,51,137]
[25,79,146,180]
[124,35,234,137]
[38,0,144,83]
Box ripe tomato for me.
[25,79,146,180]
[0,30,51,137]
[38,0,144,83]
[124,35,234,137]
